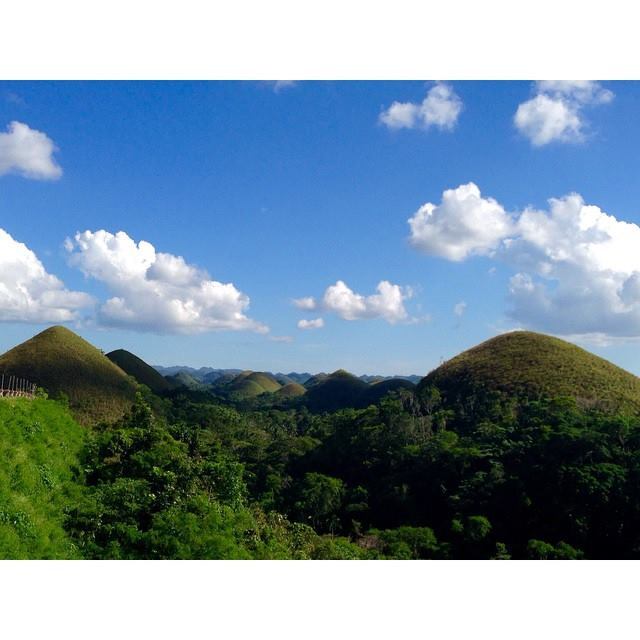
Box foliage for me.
[0,398,85,558]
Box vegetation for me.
[0,398,84,558]
[422,331,640,413]
[4,327,640,559]
[0,326,137,424]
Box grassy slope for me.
[0,398,85,559]
[0,326,137,424]
[421,331,640,412]
[106,349,170,394]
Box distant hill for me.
[0,326,137,424]
[274,382,306,398]
[420,331,640,413]
[304,370,369,412]
[165,371,205,390]
[227,371,282,398]
[364,378,415,404]
[106,349,170,394]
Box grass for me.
[0,397,85,558]
[0,326,138,425]
[421,330,640,413]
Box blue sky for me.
[2,80,640,375]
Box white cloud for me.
[514,81,613,146]
[453,301,467,317]
[297,318,324,330]
[408,182,514,261]
[66,230,268,335]
[409,182,640,339]
[0,228,91,323]
[0,121,62,180]
[292,296,317,310]
[379,82,462,131]
[297,280,413,324]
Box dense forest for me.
[3,327,640,559]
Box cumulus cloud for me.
[0,121,63,180]
[379,82,462,131]
[297,318,324,330]
[296,280,413,324]
[514,81,613,146]
[408,182,514,261]
[0,228,91,323]
[409,182,640,339]
[66,230,268,335]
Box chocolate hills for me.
[0,326,137,424]
[106,349,170,394]
[419,331,640,413]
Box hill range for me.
[2,326,640,422]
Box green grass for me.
[0,397,85,558]
[106,349,170,394]
[421,331,640,412]
[0,326,138,425]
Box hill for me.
[106,349,170,394]
[165,371,205,390]
[420,331,640,413]
[227,371,282,398]
[0,397,85,558]
[364,378,415,404]
[274,382,307,398]
[304,370,369,412]
[0,326,137,424]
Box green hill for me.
[364,378,415,404]
[106,349,170,394]
[227,371,282,398]
[0,397,85,558]
[304,370,369,412]
[274,382,306,398]
[165,371,204,390]
[0,326,137,424]
[420,331,640,413]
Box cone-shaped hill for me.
[274,382,306,398]
[419,331,640,413]
[106,349,170,394]
[304,369,369,412]
[0,326,138,424]
[227,371,282,398]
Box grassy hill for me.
[227,371,282,398]
[364,378,415,404]
[0,326,137,424]
[420,331,640,413]
[0,397,84,558]
[274,382,307,398]
[106,349,170,394]
[304,370,369,412]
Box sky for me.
[3,80,640,376]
